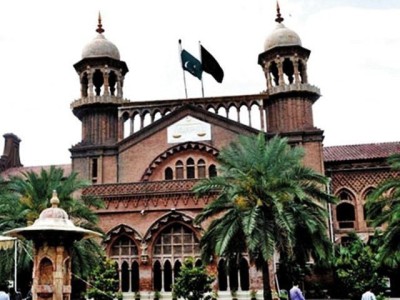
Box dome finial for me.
[96,12,105,34]
[275,1,284,23]
[50,190,60,208]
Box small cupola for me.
[258,2,315,92]
[71,13,129,108]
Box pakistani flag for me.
[181,49,202,80]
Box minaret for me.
[71,14,129,146]
[70,14,129,183]
[258,3,324,172]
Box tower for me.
[258,3,325,172]
[70,15,129,183]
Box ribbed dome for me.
[32,191,74,228]
[4,191,102,239]
[264,22,302,51]
[82,33,120,60]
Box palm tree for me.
[0,166,105,293]
[367,153,400,267]
[194,134,335,300]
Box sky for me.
[0,0,399,167]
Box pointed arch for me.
[104,224,142,244]
[144,211,200,243]
[336,188,356,203]
[38,257,54,285]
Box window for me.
[165,167,173,180]
[186,158,195,179]
[91,158,98,183]
[153,224,200,291]
[197,159,206,178]
[209,164,217,177]
[110,236,139,292]
[175,161,184,179]
[336,203,355,229]
[336,190,355,229]
[166,158,217,180]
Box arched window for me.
[336,189,355,229]
[153,223,200,291]
[110,236,139,292]
[153,260,162,291]
[131,261,140,292]
[186,158,195,179]
[93,69,104,96]
[165,167,173,180]
[38,258,53,285]
[269,61,279,86]
[336,203,355,229]
[209,164,217,177]
[175,161,184,179]
[109,71,117,96]
[239,258,250,291]
[81,73,89,97]
[121,261,130,292]
[282,58,294,84]
[164,260,173,292]
[197,159,206,178]
[218,259,228,291]
[229,260,239,291]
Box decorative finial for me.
[96,12,105,34]
[50,190,60,208]
[275,1,284,23]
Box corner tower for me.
[70,15,129,183]
[258,3,324,172]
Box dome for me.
[264,22,302,51]
[31,191,75,229]
[3,191,102,239]
[82,33,120,60]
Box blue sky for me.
[0,0,399,166]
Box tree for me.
[367,153,400,267]
[173,257,214,300]
[333,232,388,300]
[194,134,335,300]
[86,257,122,300]
[0,166,105,293]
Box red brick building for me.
[1,9,400,299]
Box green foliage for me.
[173,257,214,300]
[333,232,388,300]
[193,134,336,300]
[366,153,400,267]
[86,257,121,300]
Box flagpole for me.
[14,239,17,292]
[178,39,188,99]
[199,41,205,98]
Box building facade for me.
[1,8,400,299]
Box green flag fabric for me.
[201,45,224,83]
[181,49,202,80]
